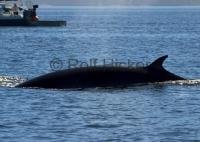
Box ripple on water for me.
[0,76,27,88]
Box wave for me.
[159,79,200,86]
[0,76,27,88]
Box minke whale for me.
[16,55,185,89]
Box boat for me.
[0,0,66,27]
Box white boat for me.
[0,0,66,26]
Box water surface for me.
[0,6,200,141]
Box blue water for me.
[0,7,200,141]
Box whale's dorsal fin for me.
[148,55,168,69]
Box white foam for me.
[0,76,27,88]
[162,79,200,86]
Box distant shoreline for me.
[39,5,200,9]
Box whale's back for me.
[16,55,185,89]
[17,66,151,89]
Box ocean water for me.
[0,6,200,141]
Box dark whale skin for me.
[16,55,185,89]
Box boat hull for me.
[0,19,66,27]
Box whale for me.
[16,55,185,89]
